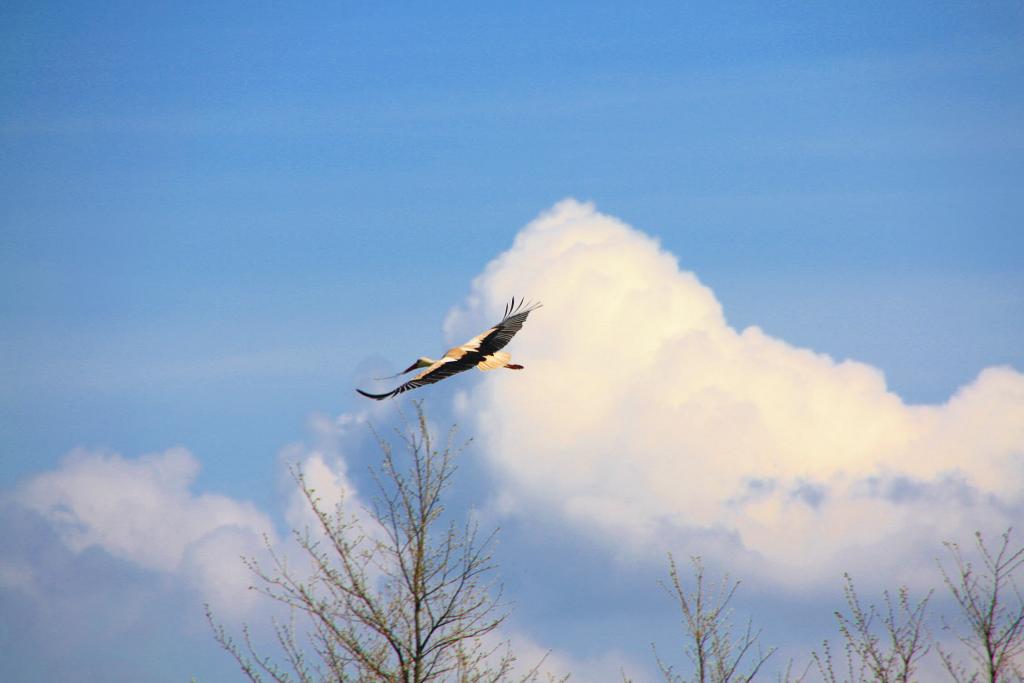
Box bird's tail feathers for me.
[477,351,512,371]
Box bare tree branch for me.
[209,402,559,683]
[646,554,775,683]
[811,573,932,683]
[938,529,1024,683]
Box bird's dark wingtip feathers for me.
[501,296,542,321]
[356,387,392,400]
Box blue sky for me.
[2,2,1023,681]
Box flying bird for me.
[357,297,542,400]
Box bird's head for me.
[401,357,434,373]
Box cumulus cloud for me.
[281,412,374,535]
[449,199,1024,587]
[15,447,277,615]
[17,447,274,573]
[9,412,381,622]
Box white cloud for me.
[450,199,1024,588]
[11,413,383,620]
[18,447,275,574]
[277,410,389,551]
[16,447,278,616]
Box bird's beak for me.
[372,361,422,381]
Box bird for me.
[357,297,542,400]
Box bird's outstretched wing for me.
[356,297,542,400]
[464,297,543,356]
[356,356,477,400]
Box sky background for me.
[2,2,1023,681]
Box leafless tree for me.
[208,403,557,683]
[811,574,931,683]
[937,529,1024,683]
[633,555,775,683]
